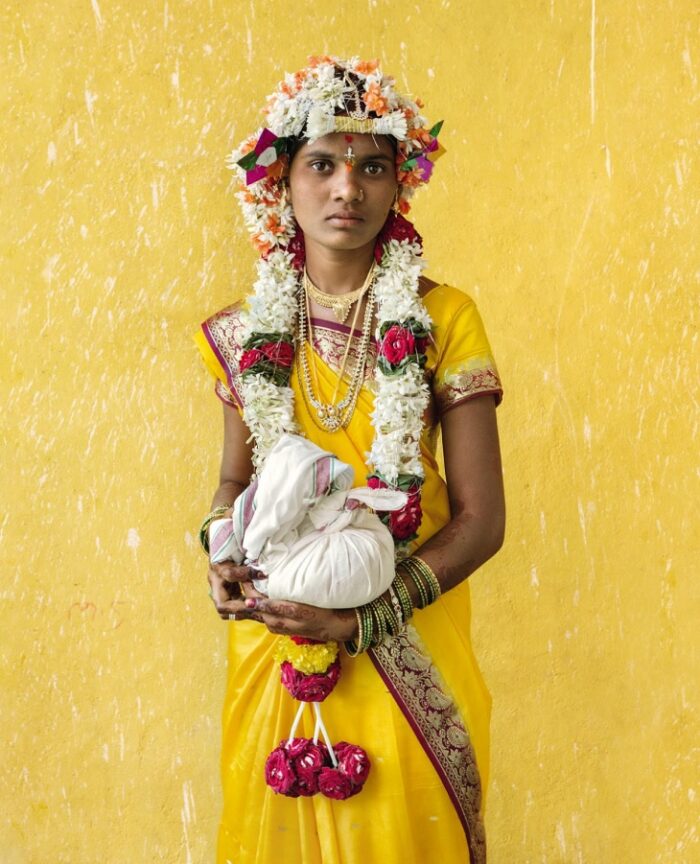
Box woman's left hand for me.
[216,583,358,643]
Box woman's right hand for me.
[208,560,254,620]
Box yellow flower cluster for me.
[274,637,339,674]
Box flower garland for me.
[267,636,371,800]
[225,56,445,799]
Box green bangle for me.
[393,569,415,622]
[413,556,442,604]
[403,559,430,609]
[376,593,401,637]
[346,603,375,656]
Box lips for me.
[326,210,364,224]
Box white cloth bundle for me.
[209,434,406,608]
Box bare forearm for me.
[211,480,247,510]
[412,510,504,595]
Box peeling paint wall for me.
[1,2,698,862]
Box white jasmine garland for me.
[369,362,431,483]
[240,374,298,471]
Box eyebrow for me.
[302,149,394,163]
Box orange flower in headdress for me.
[308,54,333,67]
[354,59,379,75]
[397,166,425,188]
[364,82,390,116]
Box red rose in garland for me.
[334,741,371,786]
[239,348,264,372]
[260,340,294,367]
[374,211,423,262]
[389,491,423,541]
[264,746,299,797]
[286,226,306,272]
[265,638,371,799]
[318,766,356,800]
[381,324,416,365]
[280,658,341,702]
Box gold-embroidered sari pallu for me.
[196,284,502,864]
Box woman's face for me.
[288,132,398,256]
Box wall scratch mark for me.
[590,0,596,124]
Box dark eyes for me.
[363,162,385,176]
[308,160,386,175]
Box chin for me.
[318,230,379,253]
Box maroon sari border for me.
[368,628,486,864]
[440,388,503,415]
[368,650,474,847]
[202,321,243,408]
[311,315,378,344]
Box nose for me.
[332,169,363,203]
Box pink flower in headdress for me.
[238,128,287,186]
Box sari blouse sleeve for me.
[424,285,503,415]
[193,302,246,410]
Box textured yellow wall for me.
[2,2,698,862]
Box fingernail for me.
[245,598,258,609]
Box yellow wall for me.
[2,2,697,861]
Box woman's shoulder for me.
[419,278,477,318]
[419,277,475,304]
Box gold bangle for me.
[198,504,232,555]
[344,608,365,657]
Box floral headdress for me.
[226,55,445,256]
[224,58,445,799]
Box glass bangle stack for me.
[345,556,442,656]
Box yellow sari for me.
[195,284,502,864]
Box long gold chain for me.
[296,282,375,433]
[307,279,364,406]
[304,262,376,324]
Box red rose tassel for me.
[264,652,371,799]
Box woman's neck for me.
[304,243,376,296]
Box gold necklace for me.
[296,283,375,432]
[303,262,376,324]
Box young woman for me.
[195,56,505,864]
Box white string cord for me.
[313,702,338,767]
[287,700,306,743]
